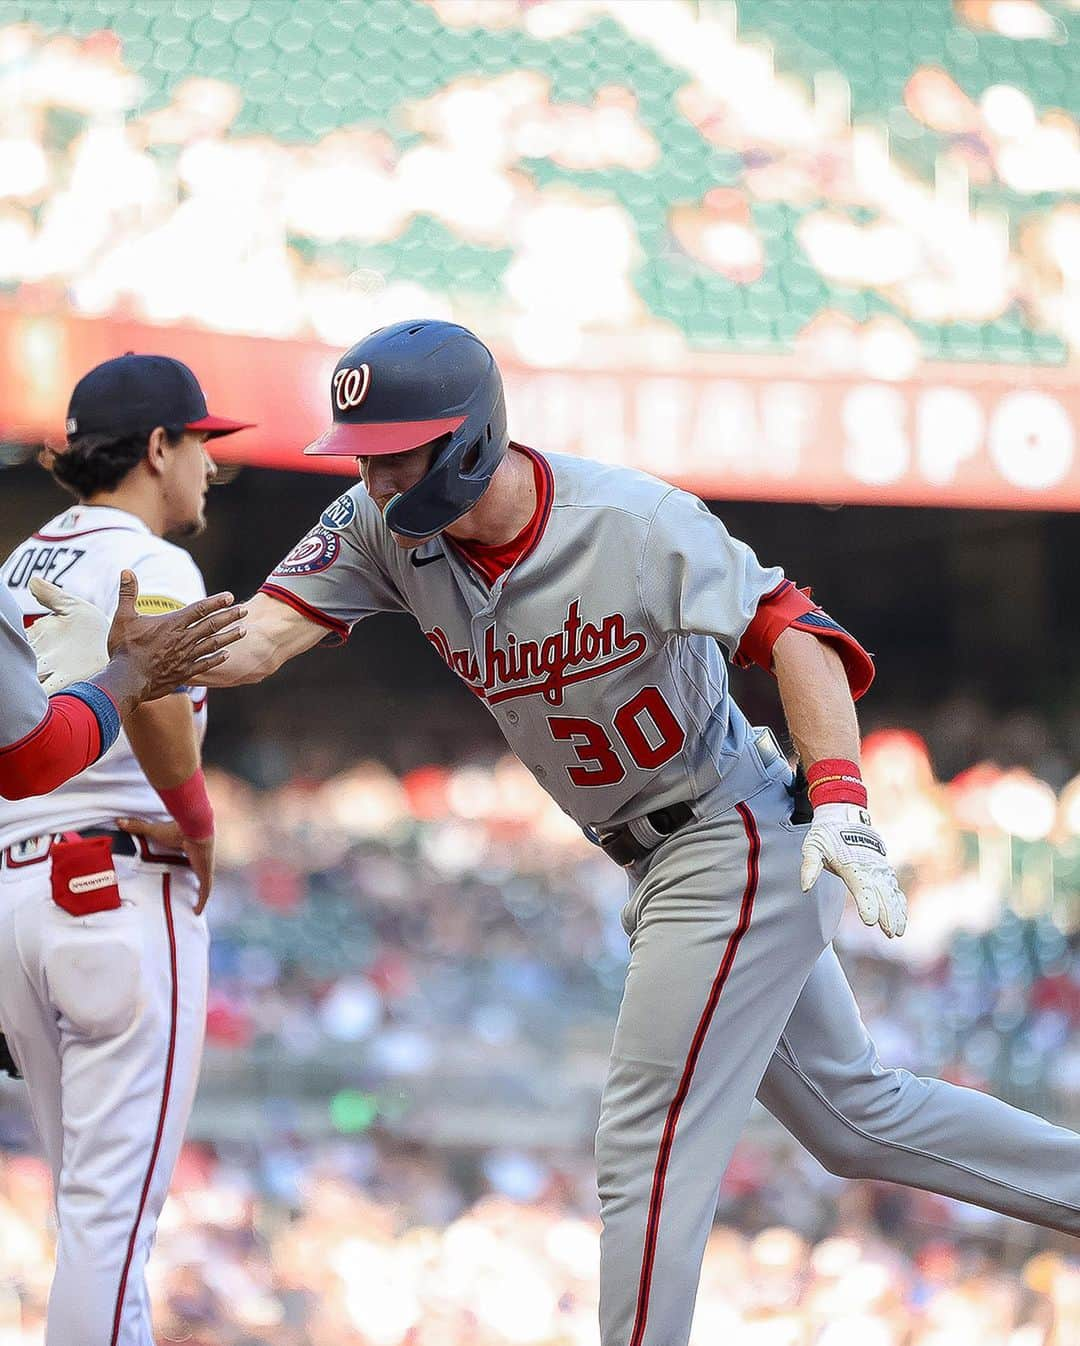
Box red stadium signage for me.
[2,307,1078,510]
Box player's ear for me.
[144,426,170,476]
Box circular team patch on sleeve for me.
[320,494,356,531]
[272,527,340,576]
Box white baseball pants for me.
[0,837,208,1346]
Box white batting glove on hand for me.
[26,577,110,692]
[799,802,907,938]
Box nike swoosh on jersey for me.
[410,551,445,568]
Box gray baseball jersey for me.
[262,447,783,830]
[0,581,47,747]
[263,445,1080,1346]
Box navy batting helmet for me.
[304,319,509,538]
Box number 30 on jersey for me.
[547,686,685,787]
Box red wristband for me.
[157,768,215,840]
[806,758,868,808]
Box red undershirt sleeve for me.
[0,692,111,800]
[733,579,875,701]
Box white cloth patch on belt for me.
[68,870,119,894]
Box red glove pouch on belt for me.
[50,837,121,917]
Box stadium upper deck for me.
[0,0,1076,367]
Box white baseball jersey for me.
[261,448,783,831]
[0,581,48,747]
[0,504,207,850]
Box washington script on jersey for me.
[425,600,648,707]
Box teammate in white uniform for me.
[204,321,1080,1346]
[0,573,246,1086]
[0,354,250,1346]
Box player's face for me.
[356,440,438,548]
[163,432,217,538]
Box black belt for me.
[75,828,138,857]
[594,801,695,867]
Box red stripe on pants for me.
[110,876,178,1346]
[627,801,761,1346]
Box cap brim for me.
[303,416,465,457]
[186,414,255,439]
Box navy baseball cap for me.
[65,354,253,441]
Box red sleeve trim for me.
[0,696,102,800]
[733,581,812,670]
[734,581,875,702]
[258,583,349,645]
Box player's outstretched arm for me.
[0,575,245,801]
[28,572,247,710]
[772,628,907,939]
[190,591,327,687]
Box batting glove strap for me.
[799,802,908,939]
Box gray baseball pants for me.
[596,773,1080,1346]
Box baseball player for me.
[200,321,1080,1346]
[0,354,250,1346]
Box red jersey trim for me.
[449,443,554,585]
[32,526,143,542]
[512,443,554,569]
[734,582,875,701]
[734,582,811,669]
[258,583,349,644]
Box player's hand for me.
[27,576,110,691]
[115,817,216,915]
[799,802,907,938]
[29,573,247,704]
[105,572,247,702]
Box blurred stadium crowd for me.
[0,0,1078,368]
[5,1158,1080,1346]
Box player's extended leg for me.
[43,860,208,1346]
[757,944,1080,1233]
[595,776,846,1346]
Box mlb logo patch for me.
[320,495,357,531]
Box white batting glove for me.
[26,577,110,692]
[799,802,907,938]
